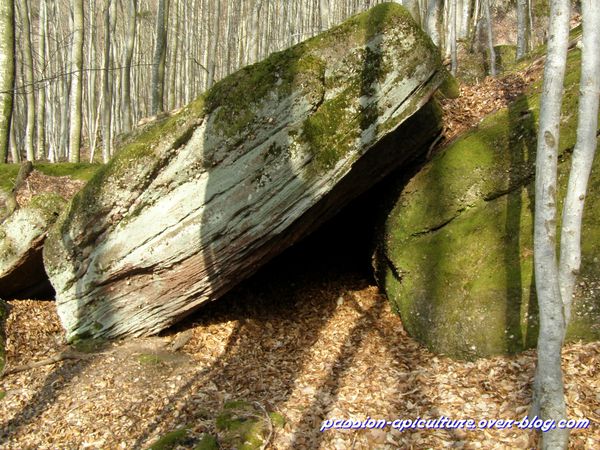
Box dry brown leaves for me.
[15,170,86,207]
[438,59,545,147]
[1,270,598,449]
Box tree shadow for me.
[504,79,538,353]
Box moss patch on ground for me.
[216,400,285,450]
[379,44,600,359]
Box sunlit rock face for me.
[44,4,448,340]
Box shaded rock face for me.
[44,4,449,340]
[375,47,600,360]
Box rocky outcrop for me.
[44,3,452,340]
[0,193,66,298]
[375,46,600,359]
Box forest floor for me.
[1,60,599,449]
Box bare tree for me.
[122,0,137,132]
[18,0,35,161]
[516,0,530,59]
[532,0,572,448]
[151,0,169,115]
[35,0,47,160]
[68,0,84,163]
[206,0,220,90]
[0,0,15,163]
[558,0,600,340]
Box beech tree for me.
[533,0,600,448]
[0,0,15,163]
[18,0,35,161]
[151,0,169,115]
[68,0,84,163]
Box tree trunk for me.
[425,0,443,47]
[517,0,530,59]
[19,0,35,161]
[68,0,84,163]
[0,0,15,163]
[102,0,113,163]
[450,0,458,75]
[320,0,330,30]
[151,0,169,115]
[36,0,47,160]
[122,0,136,132]
[483,0,496,76]
[206,0,220,90]
[558,0,600,331]
[532,0,571,448]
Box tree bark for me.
[425,0,443,47]
[320,0,330,30]
[483,0,496,76]
[532,0,571,448]
[102,0,113,163]
[558,0,600,330]
[206,0,220,90]
[0,0,15,163]
[122,0,136,132]
[68,0,84,163]
[36,0,47,160]
[151,0,169,115]
[516,0,530,59]
[18,0,35,161]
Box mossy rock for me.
[0,163,100,195]
[494,45,517,72]
[45,3,449,340]
[147,427,191,450]
[376,45,600,359]
[0,193,67,298]
[216,400,284,450]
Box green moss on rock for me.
[147,427,191,450]
[216,400,283,450]
[378,44,600,359]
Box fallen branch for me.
[1,350,93,378]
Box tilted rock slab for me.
[0,193,65,298]
[45,4,449,340]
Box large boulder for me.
[0,193,66,298]
[375,46,600,359]
[44,3,452,340]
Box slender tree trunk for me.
[425,0,443,47]
[558,0,600,331]
[19,0,35,161]
[206,0,220,90]
[151,0,169,115]
[320,0,330,30]
[36,0,47,160]
[483,0,496,76]
[102,0,113,163]
[532,0,571,448]
[450,0,458,75]
[517,0,530,59]
[68,0,84,163]
[0,0,15,163]
[122,0,136,132]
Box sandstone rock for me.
[0,193,65,298]
[375,46,600,359]
[44,4,451,340]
